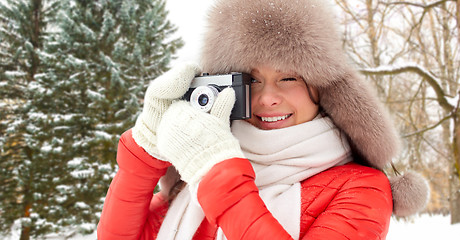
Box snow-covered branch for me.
[380,0,456,9]
[360,64,455,112]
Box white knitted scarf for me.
[157,116,352,240]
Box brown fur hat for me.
[200,0,428,217]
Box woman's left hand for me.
[157,88,245,186]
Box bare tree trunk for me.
[452,117,460,224]
[457,0,459,41]
[19,203,31,240]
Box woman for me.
[97,0,428,239]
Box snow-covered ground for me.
[2,214,459,239]
[387,215,460,239]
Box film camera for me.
[183,72,252,120]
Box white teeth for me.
[261,115,290,122]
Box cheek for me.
[249,91,261,109]
[289,87,311,104]
[290,88,319,121]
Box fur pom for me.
[389,171,430,217]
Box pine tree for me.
[0,1,62,239]
[39,0,182,234]
[0,0,182,238]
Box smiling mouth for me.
[260,114,292,122]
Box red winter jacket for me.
[97,130,393,239]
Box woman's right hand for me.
[132,62,201,159]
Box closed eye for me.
[281,77,297,81]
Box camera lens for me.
[198,94,209,106]
[190,85,220,113]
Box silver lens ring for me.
[190,85,219,112]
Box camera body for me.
[183,72,252,120]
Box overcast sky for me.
[164,0,216,65]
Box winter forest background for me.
[0,0,459,239]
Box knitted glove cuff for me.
[181,137,245,186]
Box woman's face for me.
[245,65,319,130]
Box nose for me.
[255,84,282,107]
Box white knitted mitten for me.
[132,63,201,159]
[157,88,245,186]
